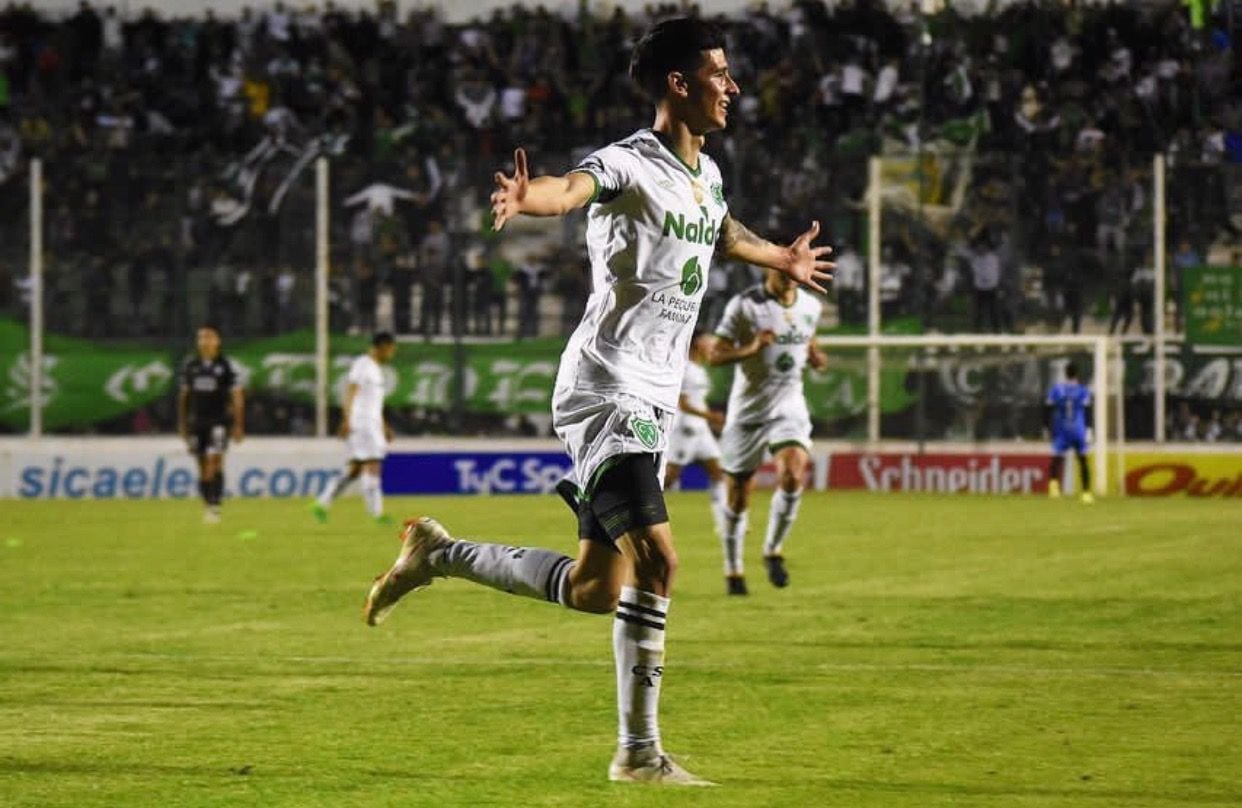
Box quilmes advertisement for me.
[1123,452,1242,497]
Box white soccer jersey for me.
[556,129,728,413]
[346,354,387,427]
[714,285,823,424]
[672,361,712,431]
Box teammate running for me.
[178,324,244,524]
[311,332,397,524]
[664,332,727,535]
[710,267,827,594]
[362,18,832,785]
[1046,362,1094,504]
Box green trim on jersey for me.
[651,130,702,177]
[768,439,810,455]
[569,169,602,204]
[764,287,799,308]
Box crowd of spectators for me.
[0,0,1238,436]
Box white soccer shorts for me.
[720,411,812,476]
[347,423,387,462]
[666,418,721,467]
[553,388,674,496]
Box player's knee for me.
[631,541,678,588]
[778,468,802,491]
[569,581,620,614]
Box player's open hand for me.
[491,148,529,232]
[785,221,834,294]
[809,349,828,372]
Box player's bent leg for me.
[720,471,752,595]
[763,444,809,588]
[359,459,390,524]
[313,462,361,521]
[702,458,727,538]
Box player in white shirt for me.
[664,332,727,534]
[361,18,832,786]
[311,332,397,525]
[710,268,827,595]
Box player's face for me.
[686,49,739,133]
[376,343,398,364]
[196,328,220,359]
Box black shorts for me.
[187,424,230,457]
[559,453,669,546]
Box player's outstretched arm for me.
[718,216,834,293]
[490,148,596,231]
[808,338,829,371]
[707,330,775,366]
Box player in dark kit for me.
[178,325,245,523]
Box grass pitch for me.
[0,492,1239,807]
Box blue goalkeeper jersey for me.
[1047,381,1090,435]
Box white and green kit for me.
[555,128,728,491]
[714,285,823,475]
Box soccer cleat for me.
[1048,480,1061,498]
[1080,492,1095,505]
[725,575,748,596]
[764,555,790,588]
[608,747,716,786]
[363,517,454,627]
[309,502,328,524]
[203,507,221,525]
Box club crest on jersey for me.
[629,416,660,450]
[662,211,718,246]
[711,182,724,205]
[775,352,795,372]
[680,257,703,296]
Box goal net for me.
[810,334,1113,496]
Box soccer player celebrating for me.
[709,267,827,595]
[178,324,244,524]
[1046,361,1094,504]
[311,332,397,524]
[362,18,831,785]
[664,332,727,533]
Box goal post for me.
[815,333,1111,497]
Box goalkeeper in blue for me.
[1045,362,1094,504]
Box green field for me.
[1,492,1240,807]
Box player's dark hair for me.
[372,332,395,347]
[1065,362,1079,380]
[629,17,727,100]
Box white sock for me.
[431,541,575,605]
[317,472,354,508]
[721,506,747,576]
[614,587,669,752]
[360,472,383,518]
[763,487,803,557]
[709,480,727,536]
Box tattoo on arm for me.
[719,214,765,253]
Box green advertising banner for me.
[1184,266,1242,347]
[0,319,919,430]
